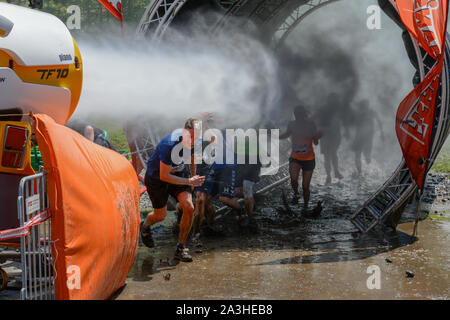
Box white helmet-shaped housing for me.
[0,3,83,124]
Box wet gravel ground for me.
[1,168,448,300]
[116,169,450,300]
[422,172,450,218]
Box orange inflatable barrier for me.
[33,114,140,300]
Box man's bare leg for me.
[219,195,244,223]
[177,191,195,246]
[244,198,254,218]
[243,180,256,218]
[141,206,167,248]
[219,196,240,210]
[174,191,195,262]
[145,207,167,227]
[192,191,206,243]
[205,195,215,225]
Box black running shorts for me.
[145,174,191,209]
[289,157,316,171]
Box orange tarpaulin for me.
[33,113,140,300]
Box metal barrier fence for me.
[17,172,54,300]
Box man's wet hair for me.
[184,118,199,130]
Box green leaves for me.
[0,0,150,35]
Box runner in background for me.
[66,117,116,151]
[280,105,322,211]
[350,100,385,177]
[314,93,344,184]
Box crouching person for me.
[140,119,205,262]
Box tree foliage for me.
[1,0,150,35]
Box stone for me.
[406,270,415,278]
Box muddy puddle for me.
[116,170,450,300]
[1,168,447,300]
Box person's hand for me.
[189,175,205,187]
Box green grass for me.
[88,116,130,153]
[431,137,450,173]
[426,215,450,221]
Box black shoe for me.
[191,233,203,248]
[140,221,155,248]
[291,194,299,204]
[174,245,193,262]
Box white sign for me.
[26,194,40,216]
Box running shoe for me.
[174,245,193,262]
[140,221,155,248]
[191,233,203,248]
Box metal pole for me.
[411,189,422,238]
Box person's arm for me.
[84,125,95,142]
[189,154,197,191]
[159,161,204,186]
[312,122,322,145]
[190,153,196,177]
[279,122,291,140]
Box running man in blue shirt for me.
[140,119,205,262]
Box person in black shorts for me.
[140,119,205,262]
[280,105,322,210]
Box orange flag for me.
[395,59,443,189]
[394,0,448,189]
[395,0,448,60]
[97,0,125,37]
[97,0,123,22]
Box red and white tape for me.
[0,209,51,241]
